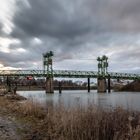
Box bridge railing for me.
[0,70,140,79]
[108,72,140,80]
[53,70,98,78]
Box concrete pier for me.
[45,77,54,93]
[108,76,111,93]
[87,78,90,93]
[59,82,62,94]
[6,76,11,92]
[97,78,106,93]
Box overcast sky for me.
[0,0,140,73]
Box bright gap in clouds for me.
[0,0,16,34]
[0,0,140,72]
[0,37,20,53]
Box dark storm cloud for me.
[11,0,96,39]
[11,0,140,46]
[4,0,140,71]
[99,0,140,33]
[0,23,3,34]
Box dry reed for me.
[17,101,140,140]
[0,96,139,140]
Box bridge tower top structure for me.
[43,51,54,77]
[97,55,108,77]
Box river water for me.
[18,90,140,111]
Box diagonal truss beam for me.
[0,70,140,80]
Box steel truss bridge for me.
[0,70,140,80]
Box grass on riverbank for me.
[0,96,140,140]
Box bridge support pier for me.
[108,76,111,93]
[45,77,54,93]
[88,78,90,93]
[59,82,62,94]
[97,78,106,93]
[6,76,11,92]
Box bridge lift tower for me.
[97,55,109,92]
[43,51,54,93]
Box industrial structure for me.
[43,51,54,93]
[0,51,140,93]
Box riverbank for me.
[120,80,140,92]
[0,96,30,139]
[0,93,140,139]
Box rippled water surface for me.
[18,90,140,111]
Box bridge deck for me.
[0,70,140,80]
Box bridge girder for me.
[0,70,140,80]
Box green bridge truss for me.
[0,70,140,80]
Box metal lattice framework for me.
[43,51,53,77]
[97,55,108,77]
[0,70,140,80]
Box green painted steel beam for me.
[0,70,140,79]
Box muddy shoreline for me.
[0,92,140,140]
